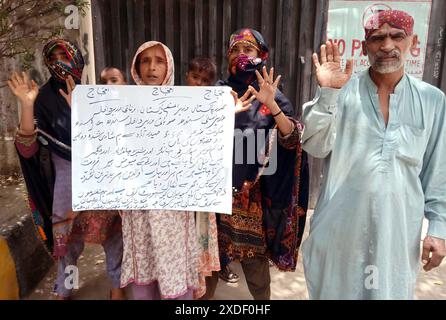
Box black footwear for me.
[219,266,240,283]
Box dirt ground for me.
[26,214,446,300]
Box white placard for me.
[71,85,234,214]
[327,0,432,79]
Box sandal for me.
[219,266,240,283]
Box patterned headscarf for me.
[364,10,414,40]
[43,39,84,83]
[228,28,269,64]
[227,28,269,95]
[130,41,174,86]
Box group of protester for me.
[6,8,446,300]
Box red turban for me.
[364,10,414,40]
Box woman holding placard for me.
[119,41,201,300]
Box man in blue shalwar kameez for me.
[301,9,446,299]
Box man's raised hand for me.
[313,41,353,89]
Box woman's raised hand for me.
[59,75,76,107]
[231,89,256,114]
[7,72,39,108]
[248,66,281,108]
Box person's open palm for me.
[7,72,39,107]
[313,41,353,89]
[231,89,256,114]
[248,66,281,108]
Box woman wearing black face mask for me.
[209,28,309,300]
[8,39,124,300]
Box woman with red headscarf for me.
[207,29,309,300]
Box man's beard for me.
[368,50,406,74]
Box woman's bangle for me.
[272,110,283,117]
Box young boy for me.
[185,57,240,300]
[99,67,127,85]
[185,57,217,86]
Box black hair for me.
[187,57,217,82]
[99,66,127,83]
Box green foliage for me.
[0,0,89,67]
[19,50,34,70]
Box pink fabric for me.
[131,283,161,300]
[121,42,200,299]
[15,131,39,159]
[131,283,194,300]
[130,41,175,86]
[194,212,221,299]
[15,139,38,158]
[364,10,414,39]
[120,210,200,299]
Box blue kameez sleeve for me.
[420,95,446,239]
[301,87,340,158]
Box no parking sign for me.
[327,0,432,79]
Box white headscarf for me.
[130,41,175,86]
